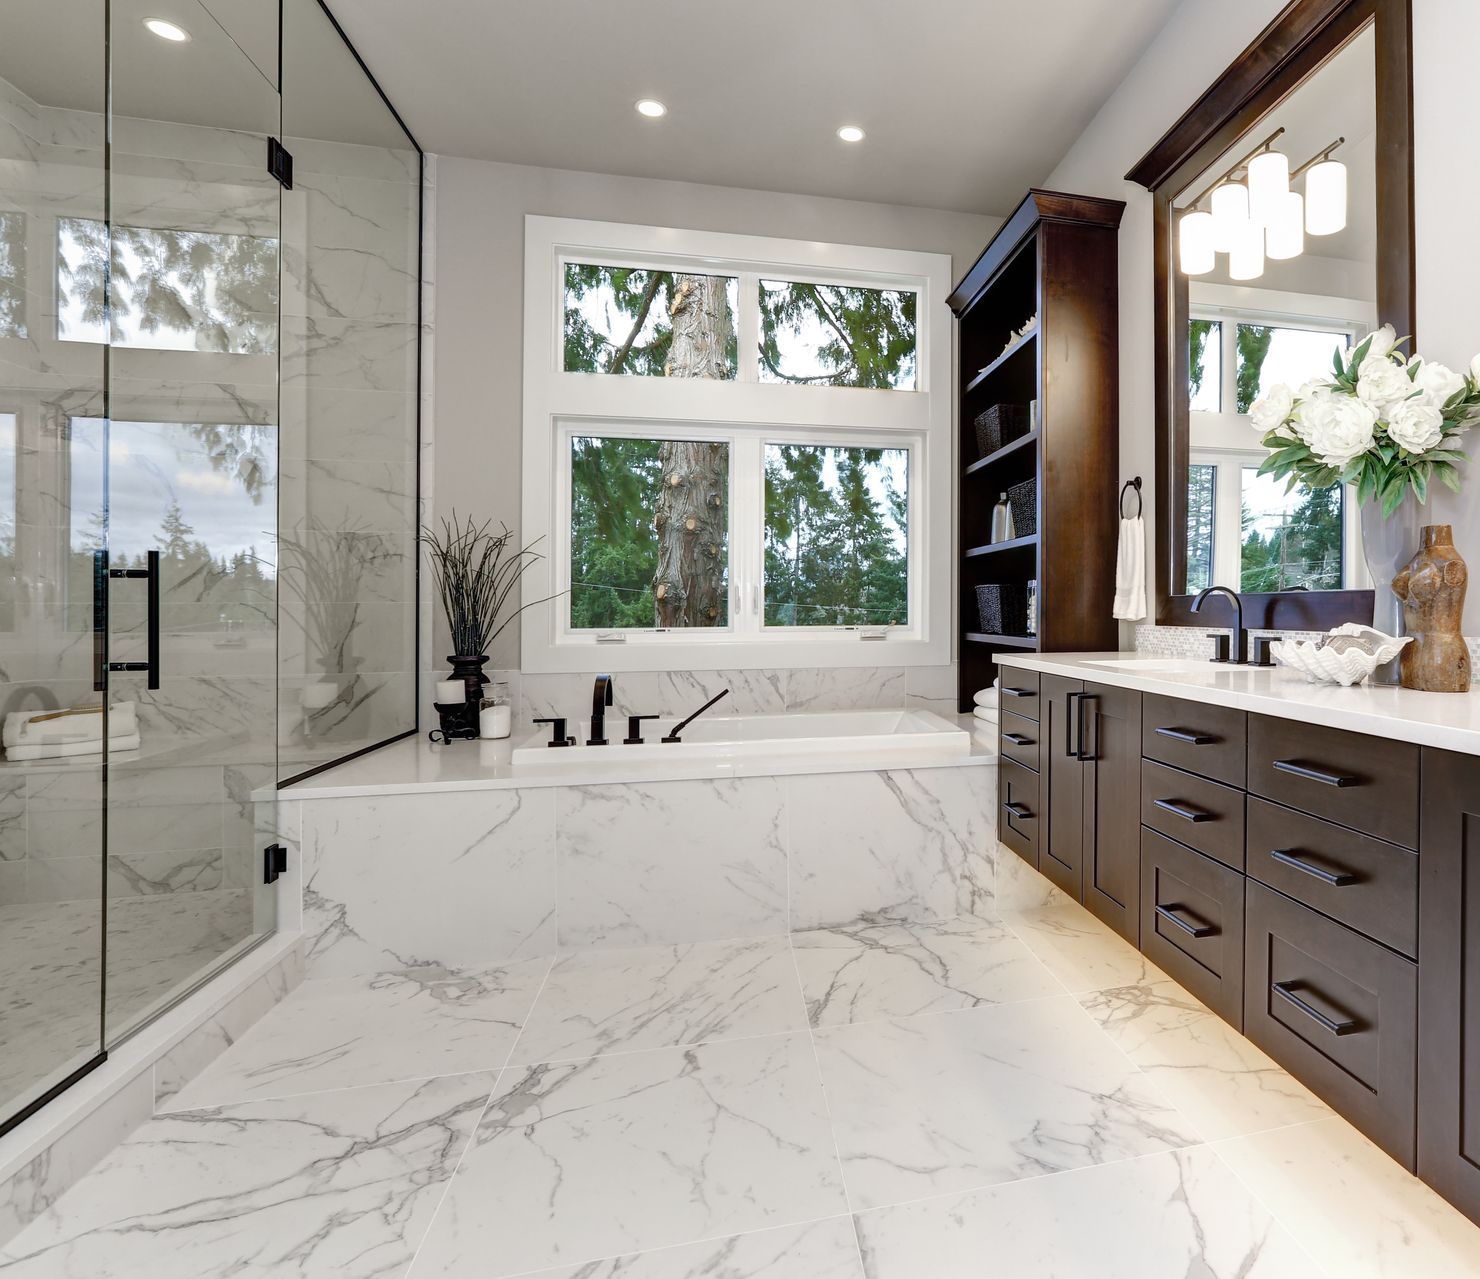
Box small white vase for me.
[1360,496,1424,684]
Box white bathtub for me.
[509,707,970,773]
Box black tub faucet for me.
[588,674,615,745]
[1191,586,1248,664]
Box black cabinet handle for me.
[1154,726,1217,745]
[1153,797,1215,823]
[1064,691,1083,758]
[1273,759,1358,788]
[1002,732,1034,746]
[1155,903,1216,939]
[1001,685,1035,699]
[1269,848,1359,887]
[1076,692,1097,761]
[1271,980,1360,1036]
[1004,801,1033,819]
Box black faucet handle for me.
[624,714,660,745]
[1205,632,1232,664]
[1250,635,1278,667]
[532,716,574,747]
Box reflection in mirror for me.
[1173,25,1376,598]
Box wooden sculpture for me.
[1393,524,1471,693]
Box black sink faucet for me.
[588,674,615,745]
[1191,586,1248,665]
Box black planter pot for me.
[447,653,490,705]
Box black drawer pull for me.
[1004,801,1033,819]
[1155,903,1216,939]
[1153,797,1215,823]
[1001,686,1035,699]
[1272,759,1358,788]
[1271,980,1360,1036]
[1154,726,1217,745]
[1002,732,1035,746]
[1269,849,1359,887]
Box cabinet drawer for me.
[998,758,1040,867]
[1246,797,1417,958]
[1247,716,1418,849]
[1140,759,1246,872]
[1244,881,1417,1166]
[999,710,1040,773]
[1141,693,1247,787]
[1140,828,1245,1027]
[997,671,1041,722]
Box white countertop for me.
[996,652,1480,754]
[280,714,997,800]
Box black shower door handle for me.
[96,549,161,691]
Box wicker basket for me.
[975,583,1028,636]
[1007,478,1037,537]
[973,403,1029,458]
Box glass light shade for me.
[1178,210,1216,275]
[1305,159,1348,235]
[1266,191,1305,260]
[1247,150,1290,226]
[1210,182,1250,253]
[1228,220,1266,281]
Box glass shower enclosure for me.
[0,0,421,1135]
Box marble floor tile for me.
[1000,894,1167,993]
[792,915,1063,1027]
[855,1146,1316,1278]
[0,1073,493,1278]
[409,1033,847,1277]
[1079,979,1332,1141]
[813,996,1201,1209]
[164,959,550,1109]
[517,1217,864,1278]
[1215,1117,1480,1278]
[509,937,805,1065]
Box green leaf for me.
[1412,464,1429,504]
[1440,465,1464,493]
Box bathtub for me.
[509,707,970,773]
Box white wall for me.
[432,156,999,669]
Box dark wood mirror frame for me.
[1127,0,1414,629]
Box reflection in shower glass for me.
[0,211,24,337]
[0,414,14,629]
[57,218,278,353]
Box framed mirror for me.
[1129,0,1413,628]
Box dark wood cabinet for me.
[1041,674,1086,899]
[1082,682,1142,944]
[1418,749,1480,1218]
[998,757,1041,869]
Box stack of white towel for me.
[3,703,141,762]
[971,682,999,746]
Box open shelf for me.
[964,632,1040,649]
[964,534,1038,558]
[963,326,1037,396]
[964,429,1039,476]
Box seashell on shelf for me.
[1271,624,1412,687]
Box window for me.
[1240,466,1344,591]
[523,216,950,672]
[0,413,14,629]
[1233,322,1347,413]
[1188,319,1221,412]
[0,212,24,339]
[1185,463,1216,594]
[57,218,278,353]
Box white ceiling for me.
[324,0,1184,215]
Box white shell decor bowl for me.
[1271,624,1412,687]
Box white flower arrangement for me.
[1249,324,1480,515]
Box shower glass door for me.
[101,0,280,1045]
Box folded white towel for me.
[1113,516,1147,622]
[973,687,999,709]
[5,733,141,763]
[3,703,137,749]
[972,705,999,725]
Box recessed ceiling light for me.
[837,125,866,143]
[635,99,667,119]
[143,17,190,41]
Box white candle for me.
[435,679,464,704]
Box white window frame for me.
[1187,283,1375,593]
[521,215,951,673]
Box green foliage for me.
[569,436,670,629]
[1184,464,1216,592]
[1240,483,1344,592]
[1188,319,1217,404]
[1235,324,1275,414]
[0,211,25,338]
[563,265,737,377]
[758,282,916,388]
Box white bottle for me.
[990,493,1016,544]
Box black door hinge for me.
[263,843,288,884]
[267,137,293,189]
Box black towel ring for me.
[1119,476,1143,519]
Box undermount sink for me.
[1085,657,1267,674]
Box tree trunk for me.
[654,275,729,626]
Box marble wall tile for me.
[788,766,996,931]
[280,316,417,394]
[783,666,909,711]
[556,777,788,949]
[905,662,959,714]
[301,789,556,977]
[0,775,25,861]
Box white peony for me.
[1411,359,1466,411]
[1249,384,1294,434]
[1287,381,1334,442]
[1363,323,1399,361]
[1301,393,1378,467]
[1470,351,1480,385]
[1356,354,1415,416]
[1386,400,1445,454]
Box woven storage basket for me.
[973,403,1029,457]
[974,583,1028,635]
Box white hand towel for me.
[972,705,999,725]
[5,733,142,763]
[1112,516,1147,622]
[3,702,137,749]
[973,687,999,709]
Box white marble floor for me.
[6,875,1480,1277]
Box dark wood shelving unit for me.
[949,189,1125,712]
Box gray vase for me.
[1360,496,1424,684]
